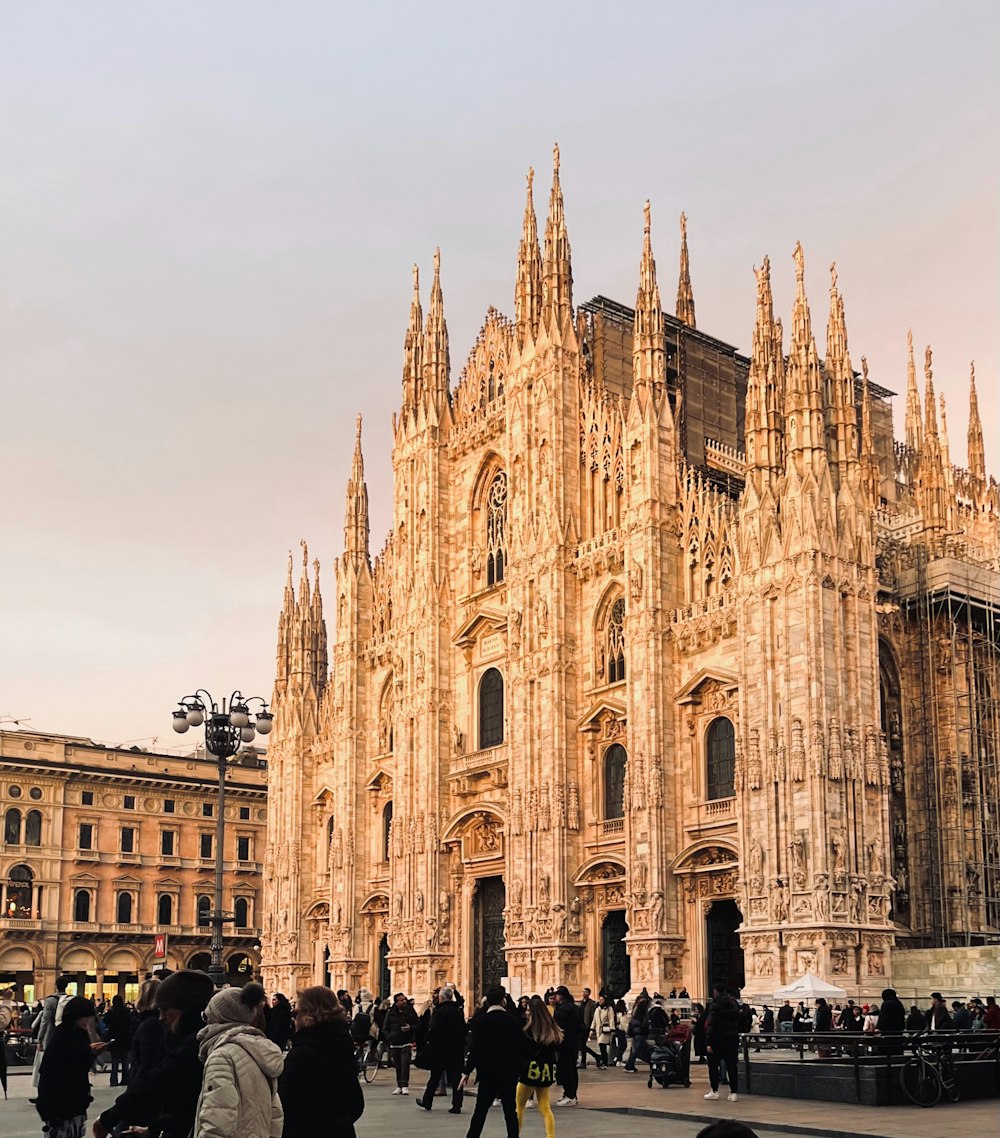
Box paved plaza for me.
[2,1061,996,1138]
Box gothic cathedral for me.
[261,149,999,1002]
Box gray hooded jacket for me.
[194,1023,284,1138]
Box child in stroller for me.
[647,1023,692,1089]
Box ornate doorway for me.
[601,909,630,998]
[473,875,506,999]
[706,899,744,992]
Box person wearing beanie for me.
[193,981,283,1138]
[36,996,108,1137]
[94,968,214,1138]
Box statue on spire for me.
[676,211,696,329]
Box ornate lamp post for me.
[171,690,272,987]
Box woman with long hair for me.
[278,986,364,1138]
[516,996,563,1138]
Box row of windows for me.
[77,789,251,820]
[3,809,42,846]
[78,824,253,861]
[72,889,254,928]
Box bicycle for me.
[356,1037,380,1084]
[899,1038,959,1107]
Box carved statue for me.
[772,878,789,923]
[831,832,847,882]
[538,872,550,909]
[569,895,582,934]
[510,877,523,916]
[393,892,403,920]
[415,889,424,914]
[453,724,464,755]
[789,831,807,886]
[814,874,830,920]
[649,890,664,932]
[868,838,885,878]
[510,607,523,650]
[748,839,764,891]
[849,877,865,924]
[536,596,548,639]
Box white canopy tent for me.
[773,971,848,1002]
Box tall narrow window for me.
[604,743,627,819]
[237,836,251,861]
[161,831,176,856]
[24,810,42,846]
[157,894,173,926]
[6,864,33,917]
[707,717,736,800]
[197,895,211,926]
[234,896,250,928]
[74,890,91,922]
[3,808,21,845]
[485,472,508,587]
[478,668,504,748]
[382,801,393,862]
[78,823,93,851]
[116,892,133,924]
[120,827,135,854]
[607,598,626,683]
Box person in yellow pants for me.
[516,996,564,1138]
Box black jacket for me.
[267,1000,295,1048]
[705,995,740,1045]
[463,1008,525,1082]
[36,1023,93,1122]
[815,1004,833,1033]
[553,999,583,1046]
[426,999,467,1063]
[98,1026,203,1138]
[104,1003,134,1057]
[383,1001,420,1045]
[878,996,906,1034]
[128,1010,167,1085]
[279,1019,364,1138]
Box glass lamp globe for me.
[255,713,273,735]
[186,707,204,727]
[229,706,250,729]
[240,726,256,743]
[172,711,190,733]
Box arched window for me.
[382,801,393,862]
[157,894,173,926]
[607,599,626,684]
[706,717,736,801]
[197,895,211,926]
[73,889,91,923]
[234,896,249,928]
[485,472,508,587]
[6,864,33,918]
[479,668,504,748]
[116,892,133,924]
[24,810,42,846]
[4,808,21,845]
[604,743,627,819]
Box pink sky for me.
[1,2,996,746]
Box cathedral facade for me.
[261,150,999,1002]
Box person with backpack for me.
[414,985,466,1114]
[458,987,523,1138]
[516,996,562,1137]
[31,975,71,1092]
[592,995,618,1068]
[36,996,109,1138]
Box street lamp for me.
[171,689,272,987]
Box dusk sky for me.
[2,2,997,748]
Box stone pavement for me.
[2,1061,997,1138]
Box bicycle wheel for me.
[900,1057,941,1107]
[939,1056,960,1103]
[364,1042,380,1083]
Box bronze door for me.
[473,875,506,1000]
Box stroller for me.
[647,1023,692,1089]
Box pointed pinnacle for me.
[553,142,560,175]
[794,241,805,282]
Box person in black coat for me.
[704,984,741,1100]
[552,985,583,1104]
[458,988,524,1138]
[278,986,364,1138]
[267,992,295,1050]
[415,987,466,1113]
[127,979,166,1087]
[93,968,214,1138]
[36,997,108,1133]
[102,994,134,1087]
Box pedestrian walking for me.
[516,996,562,1138]
[278,986,364,1138]
[102,995,133,1087]
[577,987,599,1068]
[127,979,166,1087]
[623,994,650,1071]
[552,986,582,1105]
[35,996,108,1138]
[458,987,523,1138]
[592,995,617,1068]
[266,993,294,1051]
[382,991,419,1094]
[703,984,740,1102]
[415,986,466,1114]
[31,976,71,1091]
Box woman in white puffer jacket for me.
[194,982,284,1138]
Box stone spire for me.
[344,414,370,560]
[310,556,328,689]
[745,256,783,478]
[783,242,826,474]
[541,143,573,332]
[968,361,986,481]
[422,248,450,409]
[860,357,880,507]
[402,264,423,411]
[904,329,922,452]
[917,346,946,531]
[275,550,295,688]
[632,200,666,395]
[676,211,696,328]
[824,262,859,481]
[515,167,543,344]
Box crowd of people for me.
[16,970,1000,1138]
